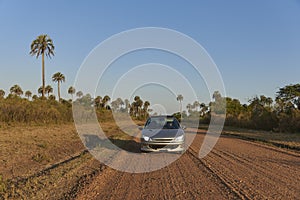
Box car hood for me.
[142,129,184,138]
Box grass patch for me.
[32,153,50,163]
[0,174,6,195]
[36,143,47,149]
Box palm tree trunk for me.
[42,52,45,98]
[180,100,182,115]
[58,81,61,102]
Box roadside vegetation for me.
[1,83,300,134]
[180,84,300,133]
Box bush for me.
[0,97,72,124]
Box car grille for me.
[152,138,173,143]
[149,144,179,150]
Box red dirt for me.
[74,133,300,200]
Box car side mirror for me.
[181,125,186,130]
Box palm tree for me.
[25,90,32,100]
[116,98,124,109]
[32,95,38,100]
[52,72,65,101]
[143,101,150,117]
[10,85,23,96]
[130,102,136,116]
[200,103,207,116]
[94,96,102,108]
[111,100,119,111]
[76,91,83,98]
[45,85,53,97]
[124,99,130,112]
[186,103,192,113]
[38,86,43,96]
[212,91,222,101]
[176,94,183,115]
[193,101,200,111]
[30,34,55,98]
[49,94,56,101]
[68,86,76,99]
[133,96,143,117]
[0,89,5,98]
[102,95,111,109]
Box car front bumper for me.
[141,141,184,152]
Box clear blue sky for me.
[0,0,299,111]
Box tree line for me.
[0,84,152,124]
[1,83,300,133]
[1,73,67,102]
[178,84,300,133]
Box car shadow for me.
[82,134,141,153]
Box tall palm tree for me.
[30,34,55,98]
[0,89,5,98]
[68,86,76,99]
[45,85,53,97]
[176,94,183,115]
[10,85,23,96]
[25,90,32,100]
[52,72,65,101]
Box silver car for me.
[141,116,185,153]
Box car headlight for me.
[174,135,184,142]
[142,136,151,141]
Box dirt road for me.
[74,133,300,200]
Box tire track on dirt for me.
[214,148,300,190]
[76,149,240,200]
[190,134,300,199]
[186,147,251,200]
[210,140,300,199]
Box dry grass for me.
[0,123,84,181]
[222,128,300,150]
[0,116,145,183]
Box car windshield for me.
[144,117,180,129]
